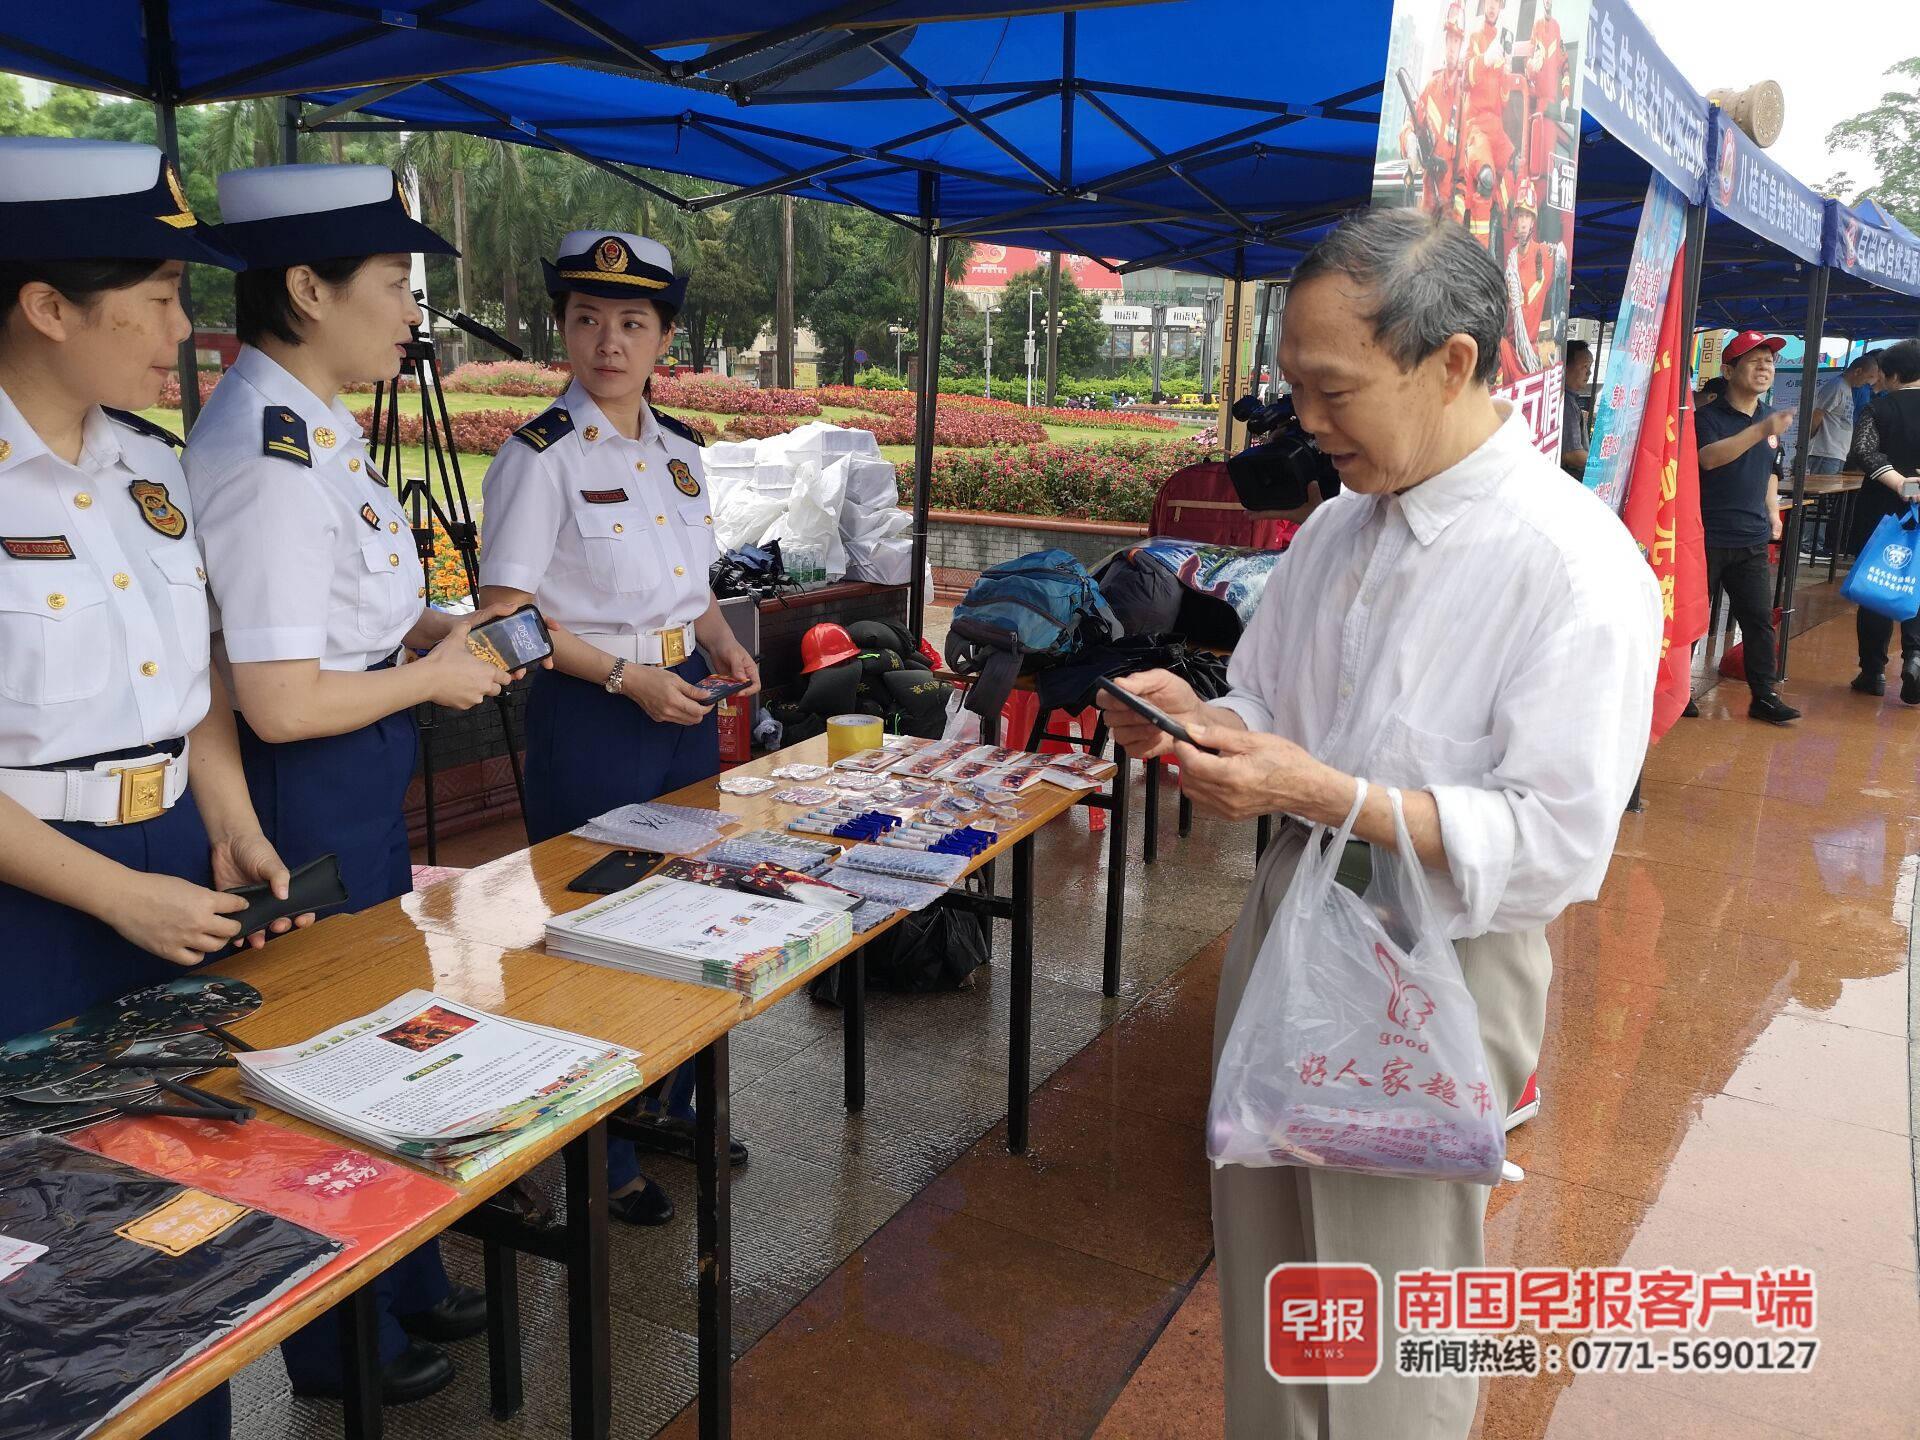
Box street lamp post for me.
[984,303,999,394]
[889,321,908,378]
[1026,287,1044,408]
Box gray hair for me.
[1292,209,1508,385]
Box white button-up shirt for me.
[184,346,423,671]
[0,388,211,766]
[1216,404,1662,938]
[479,381,717,636]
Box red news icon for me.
[1265,1263,1383,1384]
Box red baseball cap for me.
[1722,330,1787,364]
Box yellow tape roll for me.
[826,713,884,762]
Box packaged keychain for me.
[717,776,777,796]
[770,762,831,780]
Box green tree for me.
[678,213,774,372]
[987,263,1107,378]
[938,291,987,378]
[1827,57,1920,229]
[0,76,34,136]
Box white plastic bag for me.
[1207,783,1505,1182]
[763,457,850,579]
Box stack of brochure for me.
[236,992,642,1183]
[544,875,853,999]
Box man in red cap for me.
[1694,330,1798,723]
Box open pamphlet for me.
[545,874,853,999]
[236,992,641,1183]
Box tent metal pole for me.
[775,195,795,389]
[280,97,301,163]
[1042,13,1073,407]
[1777,263,1830,683]
[908,173,941,638]
[1677,203,1708,393]
[870,41,1060,191]
[142,0,200,433]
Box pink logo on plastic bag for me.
[1373,944,1435,1031]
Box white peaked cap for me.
[219,163,397,222]
[0,138,163,203]
[558,230,674,274]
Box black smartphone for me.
[692,674,752,706]
[1094,676,1219,753]
[224,853,347,939]
[567,849,667,895]
[467,603,554,671]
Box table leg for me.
[483,1240,524,1420]
[1256,814,1272,859]
[339,1283,382,1440]
[1143,755,1161,864]
[563,1125,610,1440]
[1101,745,1128,999]
[1177,789,1192,839]
[696,1039,733,1440]
[842,944,866,1113]
[1008,834,1035,1155]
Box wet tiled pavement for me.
[239,589,1920,1440]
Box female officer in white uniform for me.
[0,135,306,1440]
[184,164,514,1407]
[479,231,759,1225]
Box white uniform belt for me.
[577,623,698,667]
[0,740,191,826]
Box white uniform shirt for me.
[1216,404,1662,938]
[0,387,211,766]
[184,346,424,671]
[479,381,717,636]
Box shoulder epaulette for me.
[654,408,706,448]
[261,407,312,467]
[103,407,183,449]
[513,406,574,452]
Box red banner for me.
[1620,243,1706,741]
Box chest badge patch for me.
[359,502,381,530]
[668,458,700,497]
[1,535,74,560]
[128,480,187,539]
[579,488,628,505]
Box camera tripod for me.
[367,297,528,864]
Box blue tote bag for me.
[1841,504,1920,621]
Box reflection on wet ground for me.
[236,594,1919,1440]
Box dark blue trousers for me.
[236,702,451,1389]
[4,771,230,1440]
[524,663,719,1192]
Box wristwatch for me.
[604,657,628,695]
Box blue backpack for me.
[944,549,1121,719]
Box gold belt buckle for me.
[112,761,168,824]
[658,626,687,667]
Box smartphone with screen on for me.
[466,603,554,671]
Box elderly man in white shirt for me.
[1098,209,1661,1440]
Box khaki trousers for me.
[1212,828,1551,1440]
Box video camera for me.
[1224,394,1343,513]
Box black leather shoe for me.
[1852,670,1886,696]
[289,1339,454,1406]
[398,1284,487,1344]
[1748,691,1801,724]
[1682,698,1700,718]
[623,1112,750,1170]
[609,1176,675,1227]
[1902,659,1920,706]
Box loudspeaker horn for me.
[1708,81,1786,149]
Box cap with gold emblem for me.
[542,230,685,316]
[214,164,455,268]
[0,137,240,267]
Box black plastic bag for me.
[809,906,989,1004]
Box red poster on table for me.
[71,1116,458,1377]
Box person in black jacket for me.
[1846,339,1920,702]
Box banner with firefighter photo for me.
[1372,0,1590,456]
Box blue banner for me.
[1827,203,1920,300]
[1583,172,1689,512]
[1705,110,1824,264]
[1581,0,1710,203]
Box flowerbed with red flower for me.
[345,404,716,456]
[439,361,569,397]
[900,439,1191,524]
[652,376,820,416]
